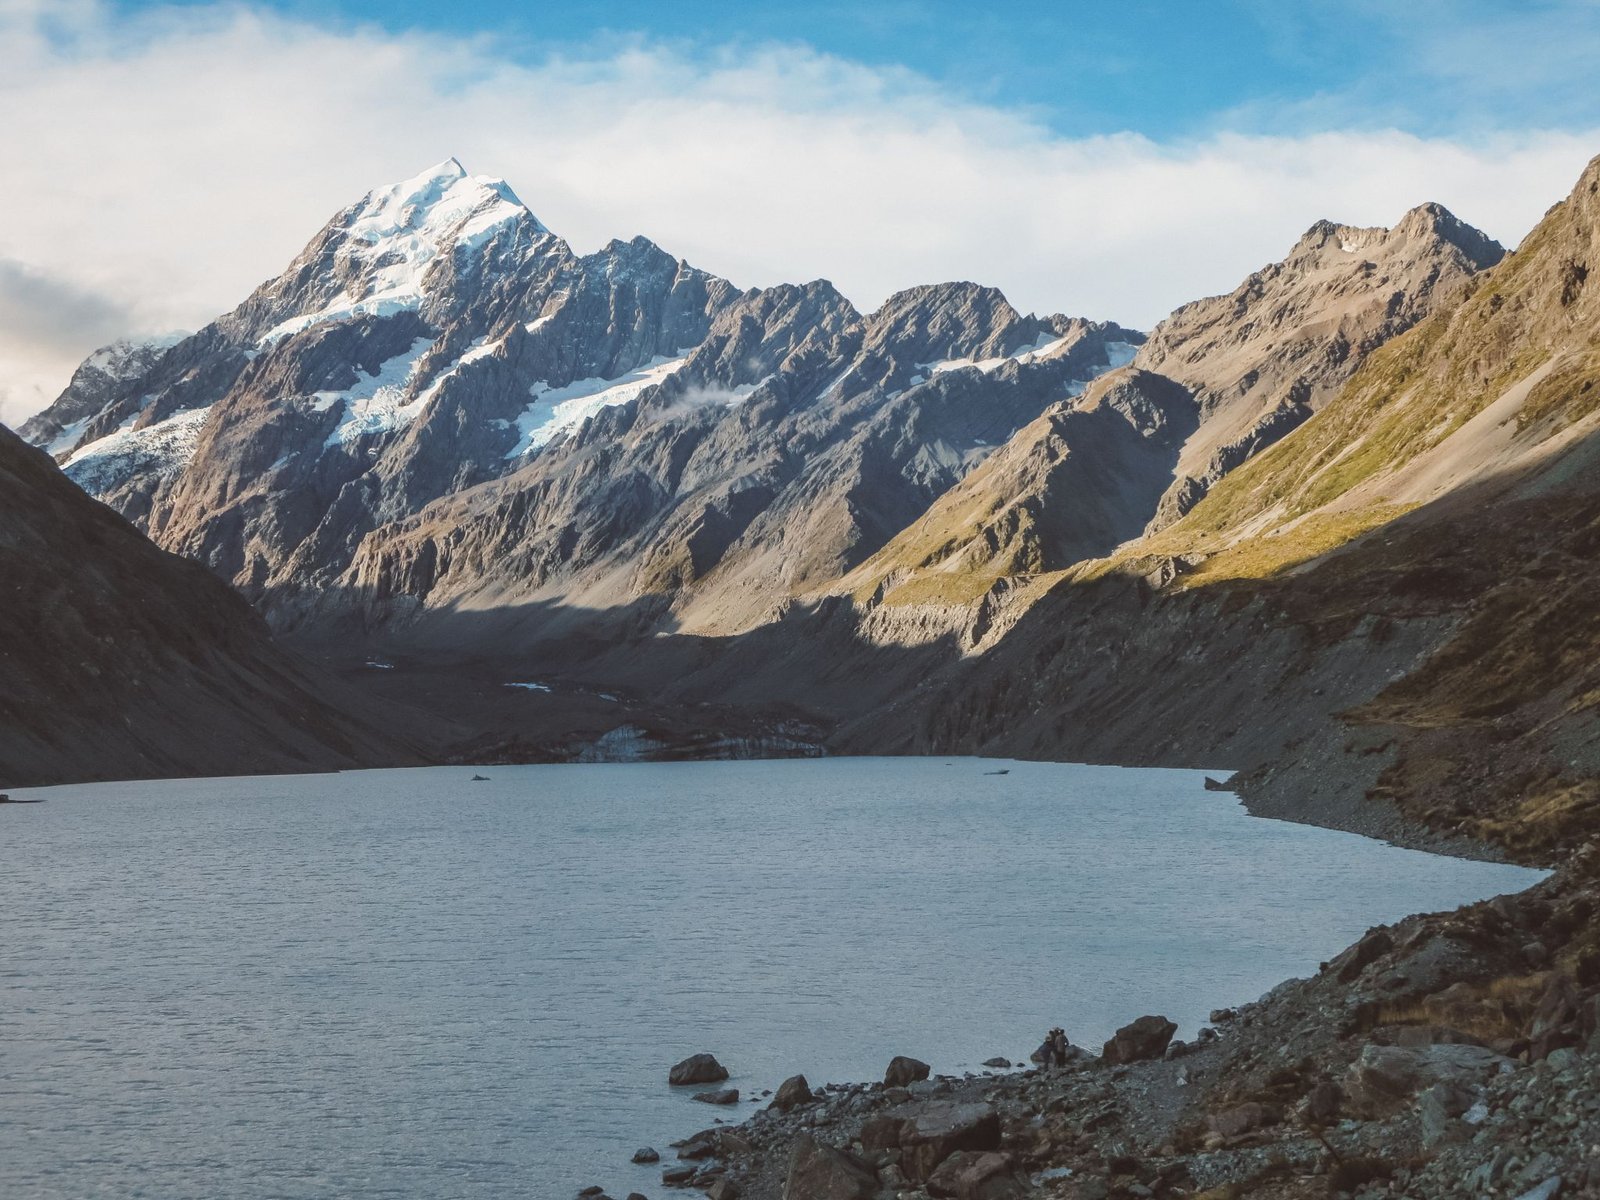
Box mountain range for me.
[7,152,1600,861]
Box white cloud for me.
[0,1,1596,426]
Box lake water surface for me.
[0,758,1543,1198]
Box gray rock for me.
[771,1074,814,1111]
[1298,1080,1343,1126]
[669,1053,729,1086]
[782,1133,878,1200]
[1417,1079,1477,1147]
[925,1150,1024,1199]
[1326,928,1395,983]
[884,1056,931,1088]
[860,1101,1001,1183]
[1345,1043,1513,1114]
[630,1147,659,1163]
[1206,1101,1275,1139]
[693,1088,739,1106]
[1101,1016,1177,1064]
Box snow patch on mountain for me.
[315,336,437,449]
[921,332,1073,376]
[506,355,689,457]
[260,159,546,345]
[64,405,211,494]
[1105,341,1139,368]
[83,332,188,375]
[921,334,1141,380]
[44,416,94,457]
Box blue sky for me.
[110,0,1600,139]
[3,0,1599,421]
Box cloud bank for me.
[0,1,1596,425]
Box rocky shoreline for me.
[595,841,1600,1200]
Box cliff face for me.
[0,424,416,786]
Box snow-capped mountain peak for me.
[259,158,552,344]
[345,157,546,248]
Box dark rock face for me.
[770,1074,814,1111]
[925,1150,1025,1200]
[782,1133,878,1200]
[1101,1016,1178,1064]
[629,1147,658,1164]
[669,1053,729,1086]
[884,1056,931,1087]
[861,1100,1002,1183]
[1327,928,1396,982]
[0,424,411,786]
[693,1088,739,1105]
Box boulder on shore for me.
[861,1100,1001,1182]
[1326,929,1395,983]
[884,1055,931,1087]
[926,1150,1025,1200]
[669,1053,729,1086]
[783,1132,878,1199]
[771,1074,814,1111]
[1101,1016,1177,1064]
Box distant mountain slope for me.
[812,152,1600,860]
[335,283,1139,638]
[821,204,1501,618]
[0,424,416,786]
[1135,203,1504,529]
[29,159,1139,640]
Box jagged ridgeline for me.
[24,158,1140,638]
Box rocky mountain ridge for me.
[26,159,1142,639]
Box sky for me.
[2,0,1600,425]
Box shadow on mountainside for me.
[0,426,428,789]
[280,416,1600,865]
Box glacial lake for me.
[0,758,1543,1199]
